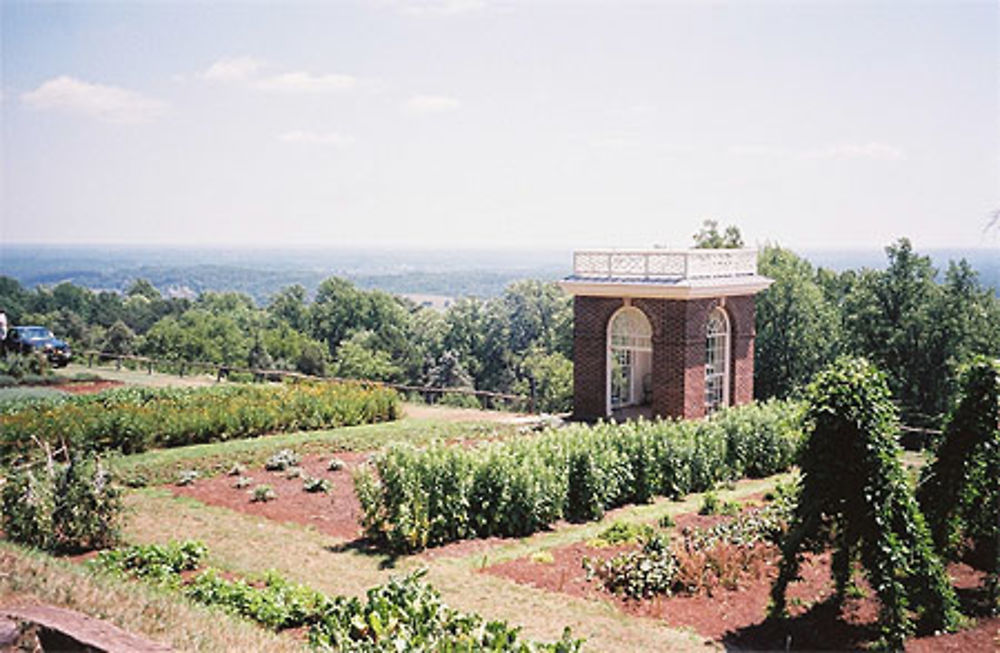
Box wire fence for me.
[80,350,534,414]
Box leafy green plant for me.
[302,476,332,494]
[589,521,654,547]
[91,541,583,651]
[0,381,399,466]
[698,492,721,515]
[1,453,123,553]
[175,470,199,486]
[92,540,207,586]
[326,457,346,472]
[250,485,276,503]
[657,514,675,529]
[226,463,246,476]
[264,449,300,471]
[356,399,804,553]
[769,357,960,649]
[232,475,252,489]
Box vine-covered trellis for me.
[769,357,960,649]
[919,356,1000,613]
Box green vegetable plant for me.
[1,452,122,553]
[303,476,332,493]
[356,399,803,553]
[251,485,276,503]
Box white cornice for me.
[558,277,773,299]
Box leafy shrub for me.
[303,476,332,493]
[657,514,675,529]
[264,449,300,471]
[0,353,49,380]
[589,494,792,600]
[284,467,303,479]
[251,485,276,503]
[590,521,654,547]
[327,457,346,471]
[175,470,199,486]
[309,570,583,652]
[227,463,246,476]
[357,400,803,553]
[770,357,959,648]
[1,454,122,553]
[233,475,252,489]
[437,391,482,409]
[698,492,720,515]
[0,381,399,465]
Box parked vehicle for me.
[4,326,72,367]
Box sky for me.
[2,0,998,251]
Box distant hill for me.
[1,244,995,302]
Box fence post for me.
[87,353,93,368]
[116,357,121,371]
[179,362,185,377]
[147,360,153,375]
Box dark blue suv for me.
[5,326,73,367]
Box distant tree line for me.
[755,238,1000,425]
[1,233,996,422]
[0,275,574,412]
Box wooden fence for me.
[81,350,534,413]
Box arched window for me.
[608,307,653,411]
[704,307,730,414]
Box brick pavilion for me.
[558,248,772,421]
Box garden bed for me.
[483,507,1000,651]
[168,451,368,541]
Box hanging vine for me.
[919,356,1000,613]
[769,357,960,650]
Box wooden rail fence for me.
[81,350,535,413]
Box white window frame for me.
[606,306,653,415]
[704,307,731,414]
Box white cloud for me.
[21,76,166,124]
[403,94,461,113]
[254,72,356,93]
[805,142,906,161]
[199,56,265,82]
[278,130,354,147]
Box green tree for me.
[102,320,136,356]
[755,245,840,399]
[126,278,161,301]
[268,284,310,332]
[334,330,401,381]
[692,219,744,248]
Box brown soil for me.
[59,380,125,395]
[485,517,1000,652]
[169,452,369,541]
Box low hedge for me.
[356,400,803,553]
[0,381,399,465]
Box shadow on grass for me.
[722,598,877,651]
[325,538,400,570]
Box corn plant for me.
[356,399,804,553]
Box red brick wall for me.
[571,296,623,420]
[571,293,757,421]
